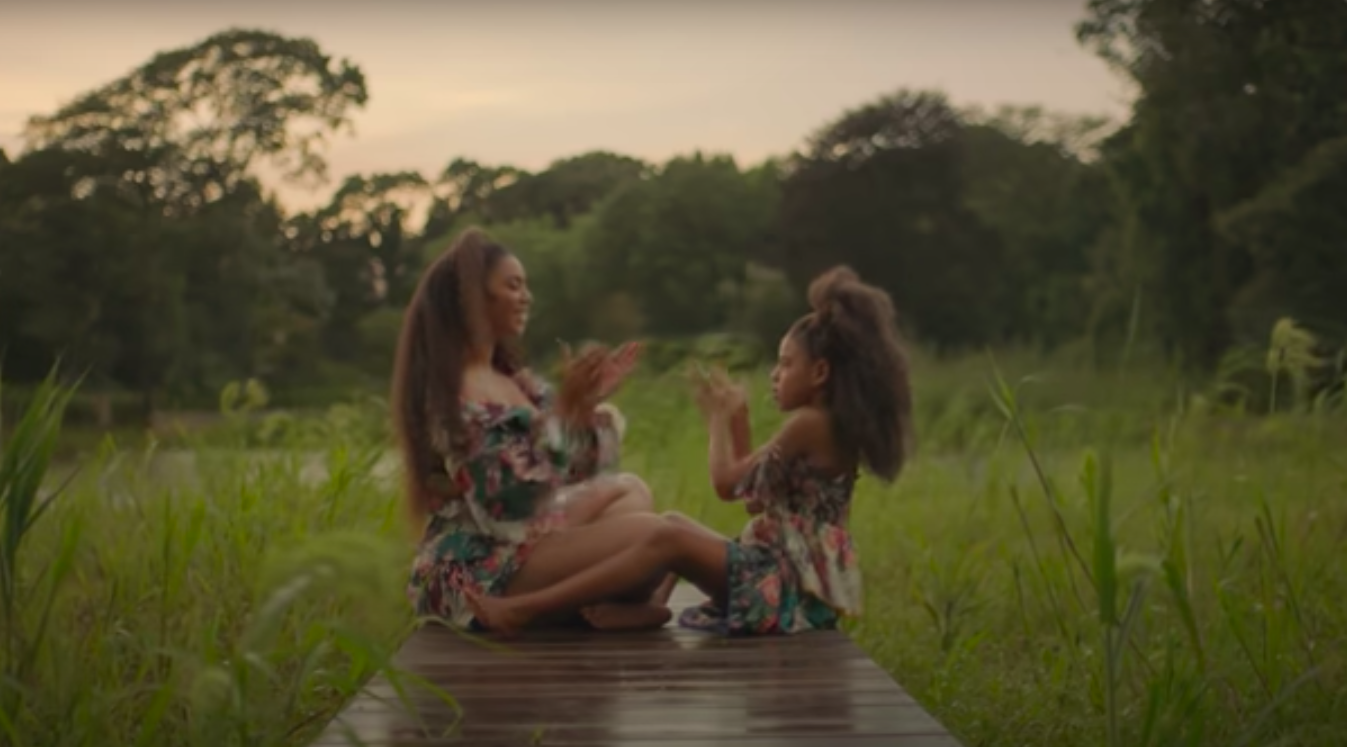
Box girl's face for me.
[484,254,532,339]
[770,332,828,411]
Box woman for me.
[392,227,673,632]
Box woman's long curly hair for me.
[788,266,915,481]
[390,227,522,530]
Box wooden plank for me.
[310,584,962,746]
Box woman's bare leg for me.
[472,521,730,636]
[519,475,668,632]
[560,473,655,526]
[506,513,668,598]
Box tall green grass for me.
[4,334,1345,746]
[0,376,415,747]
[616,347,1346,747]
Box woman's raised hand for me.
[596,341,642,401]
[556,342,608,425]
[556,341,643,425]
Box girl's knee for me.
[618,511,668,539]
[649,516,699,556]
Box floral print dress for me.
[406,370,622,629]
[679,447,862,635]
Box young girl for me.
[469,265,914,636]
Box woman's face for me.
[484,254,532,339]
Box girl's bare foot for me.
[650,573,678,607]
[581,603,672,631]
[465,590,530,637]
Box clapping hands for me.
[689,364,761,516]
[556,341,642,425]
[688,364,747,423]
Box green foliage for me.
[620,353,1346,747]
[2,13,1345,746]
[7,10,1347,430]
[0,376,411,747]
[489,151,649,229]
[5,348,1347,745]
[584,152,776,337]
[1077,0,1347,367]
[725,262,803,351]
[0,372,77,723]
[958,119,1114,347]
[24,27,368,199]
[778,89,1011,347]
[1200,317,1345,415]
[2,29,369,416]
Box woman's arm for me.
[557,404,624,483]
[549,345,634,482]
[441,406,587,522]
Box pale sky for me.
[0,0,1131,212]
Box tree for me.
[958,117,1114,347]
[289,171,430,364]
[170,181,333,398]
[23,28,368,213]
[961,104,1115,161]
[490,151,649,229]
[1077,0,1347,365]
[0,147,184,416]
[777,89,1008,348]
[2,29,369,415]
[420,158,524,236]
[583,153,777,337]
[1217,136,1347,341]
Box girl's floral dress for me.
[679,447,861,635]
[406,370,622,629]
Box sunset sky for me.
[1,0,1132,211]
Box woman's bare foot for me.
[581,602,672,631]
[465,590,530,637]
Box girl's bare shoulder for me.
[773,407,832,459]
[775,407,854,475]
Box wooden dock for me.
[311,584,963,746]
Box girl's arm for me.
[729,400,751,459]
[709,407,823,501]
[725,402,760,512]
[706,407,743,500]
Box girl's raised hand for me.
[688,364,746,419]
[687,364,718,420]
[708,367,747,415]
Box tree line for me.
[3,0,1347,423]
